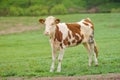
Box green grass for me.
[0,13,120,77]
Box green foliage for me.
[111,8,120,13]
[71,0,86,8]
[98,2,120,13]
[50,4,67,15]
[26,5,48,16]
[0,0,120,16]
[61,0,75,8]
[86,0,109,7]
[9,6,24,16]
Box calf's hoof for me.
[57,69,61,72]
[50,68,54,72]
[95,64,99,67]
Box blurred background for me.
[0,0,120,16]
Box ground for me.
[0,23,120,80]
[1,73,120,80]
[0,23,41,35]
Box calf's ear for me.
[55,19,60,24]
[39,19,45,24]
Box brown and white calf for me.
[39,16,98,72]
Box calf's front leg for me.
[50,41,56,72]
[57,48,64,72]
[50,50,56,72]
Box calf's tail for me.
[94,41,98,57]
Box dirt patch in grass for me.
[0,26,40,35]
[1,73,120,80]
[0,23,42,35]
[109,25,120,28]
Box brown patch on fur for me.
[81,34,84,39]
[66,23,84,45]
[72,40,76,43]
[63,37,71,46]
[75,35,79,40]
[76,35,84,45]
[55,19,60,24]
[81,34,84,41]
[94,45,98,57]
[63,38,68,45]
[76,40,82,45]
[39,19,45,24]
[83,22,89,26]
[66,23,81,41]
[84,19,94,30]
[66,24,81,36]
[68,41,71,45]
[68,31,71,39]
[60,43,63,49]
[54,26,63,42]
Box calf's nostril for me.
[44,32,49,35]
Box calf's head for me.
[39,16,60,36]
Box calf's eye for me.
[51,23,55,25]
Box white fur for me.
[57,23,69,40]
[44,16,56,35]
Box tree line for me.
[0,0,120,16]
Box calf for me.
[39,16,98,72]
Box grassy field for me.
[0,13,120,77]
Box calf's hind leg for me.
[83,43,92,66]
[89,42,98,66]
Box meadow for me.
[0,13,120,77]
